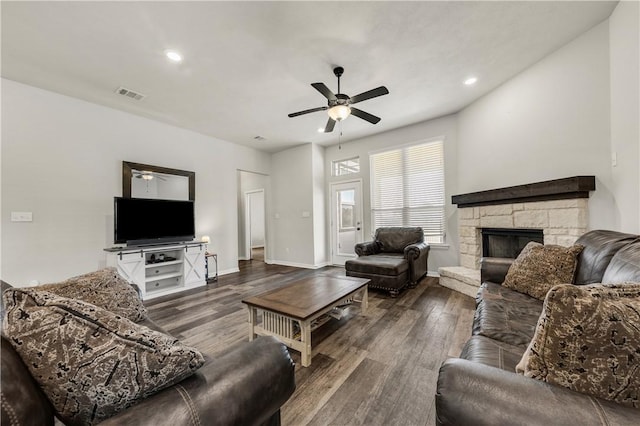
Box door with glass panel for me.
[330,181,364,266]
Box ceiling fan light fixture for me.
[464,77,478,86]
[165,50,183,63]
[328,105,351,121]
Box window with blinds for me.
[370,140,445,244]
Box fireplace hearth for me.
[481,228,544,259]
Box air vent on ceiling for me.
[115,86,146,101]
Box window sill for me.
[429,243,450,250]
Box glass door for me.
[330,180,364,265]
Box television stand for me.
[105,242,206,300]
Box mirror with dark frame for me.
[122,161,195,201]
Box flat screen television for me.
[114,197,195,246]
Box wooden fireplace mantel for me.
[451,176,596,208]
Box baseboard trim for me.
[267,260,329,270]
[218,267,240,276]
[427,270,440,278]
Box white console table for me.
[105,243,206,300]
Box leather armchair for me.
[346,227,430,297]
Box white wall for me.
[1,79,271,286]
[249,191,265,247]
[457,21,617,231]
[325,114,459,275]
[609,1,640,233]
[270,144,317,267]
[312,143,327,266]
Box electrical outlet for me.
[11,212,33,222]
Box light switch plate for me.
[11,212,33,222]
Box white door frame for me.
[244,189,266,261]
[330,179,364,266]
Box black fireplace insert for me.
[481,228,544,259]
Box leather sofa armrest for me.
[404,242,430,284]
[404,241,429,261]
[355,241,378,256]
[99,336,295,426]
[480,257,513,284]
[436,358,640,426]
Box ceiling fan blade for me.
[324,118,336,133]
[288,106,328,118]
[349,86,389,104]
[311,83,337,101]
[350,107,381,124]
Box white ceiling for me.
[1,1,617,153]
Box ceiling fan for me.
[288,66,389,133]
[133,170,166,181]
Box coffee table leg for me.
[361,286,368,313]
[248,307,257,341]
[300,320,312,367]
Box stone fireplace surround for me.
[457,199,588,270]
[439,176,595,297]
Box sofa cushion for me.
[601,241,640,283]
[503,242,584,300]
[375,227,423,253]
[345,254,408,276]
[473,283,543,347]
[39,267,147,322]
[516,283,640,408]
[460,336,524,371]
[574,230,638,284]
[2,288,204,426]
[460,335,525,372]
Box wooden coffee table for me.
[242,275,369,367]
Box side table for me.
[205,252,218,283]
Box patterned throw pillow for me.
[516,283,640,407]
[2,288,205,425]
[503,242,584,300]
[39,267,147,322]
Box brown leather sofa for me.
[0,280,296,426]
[436,230,640,426]
[345,227,430,297]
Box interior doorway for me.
[237,170,269,264]
[330,180,364,265]
[245,189,265,261]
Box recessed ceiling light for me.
[165,50,182,63]
[317,128,325,133]
[464,77,478,86]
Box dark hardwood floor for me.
[145,253,475,426]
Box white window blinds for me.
[370,140,445,244]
